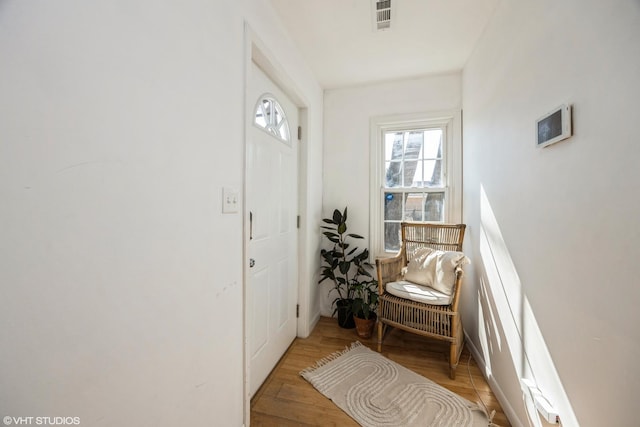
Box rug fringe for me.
[476,403,498,427]
[300,341,363,377]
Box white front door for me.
[246,62,298,397]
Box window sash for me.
[369,111,462,257]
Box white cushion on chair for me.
[403,247,468,296]
[386,280,453,306]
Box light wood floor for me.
[250,316,511,426]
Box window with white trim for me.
[370,112,462,256]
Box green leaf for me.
[323,231,339,239]
[343,207,348,223]
[347,233,364,239]
[332,209,342,224]
[339,261,350,274]
[322,218,336,225]
[337,222,346,234]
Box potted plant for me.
[319,207,376,329]
[351,279,379,339]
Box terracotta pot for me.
[353,313,377,338]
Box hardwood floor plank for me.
[250,316,511,426]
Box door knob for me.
[249,258,256,268]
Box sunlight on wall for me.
[477,185,578,427]
[476,275,500,379]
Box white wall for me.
[462,1,640,426]
[322,74,461,315]
[0,1,323,426]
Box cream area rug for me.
[301,342,490,427]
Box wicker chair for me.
[376,222,467,379]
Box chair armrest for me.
[449,268,464,313]
[376,251,405,295]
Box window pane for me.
[424,192,445,222]
[384,222,401,252]
[424,159,443,186]
[274,106,282,125]
[255,101,267,127]
[384,192,402,220]
[262,99,272,123]
[385,132,404,162]
[277,120,289,141]
[403,132,422,187]
[385,162,403,188]
[404,193,424,221]
[404,159,423,187]
[404,132,423,159]
[423,129,443,159]
[403,158,421,187]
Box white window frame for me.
[369,111,462,257]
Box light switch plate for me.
[222,187,239,214]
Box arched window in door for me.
[254,94,290,143]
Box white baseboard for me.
[464,332,524,427]
[309,310,320,333]
[298,309,321,338]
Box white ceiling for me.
[270,0,499,89]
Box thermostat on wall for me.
[536,104,572,148]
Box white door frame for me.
[242,23,310,425]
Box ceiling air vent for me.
[374,0,392,31]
